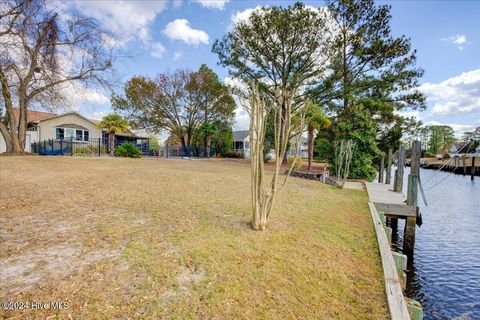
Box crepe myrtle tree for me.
[213,3,331,230]
[0,0,115,154]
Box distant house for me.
[449,141,480,157]
[0,108,149,153]
[232,130,308,159]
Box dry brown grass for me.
[0,156,388,319]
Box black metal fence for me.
[161,145,221,158]
[31,138,149,156]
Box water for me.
[395,167,480,319]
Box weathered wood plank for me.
[374,202,416,218]
[368,202,411,320]
[365,182,406,205]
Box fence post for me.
[60,138,63,155]
[98,138,101,157]
[71,136,74,156]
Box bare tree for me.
[0,0,115,154]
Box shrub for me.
[114,143,142,158]
[443,153,451,160]
[288,156,302,171]
[423,150,435,158]
[74,144,107,156]
[224,151,243,158]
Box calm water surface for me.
[395,168,480,319]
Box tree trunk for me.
[0,66,22,154]
[307,125,314,171]
[248,86,299,231]
[206,133,211,158]
[109,132,115,156]
[0,123,13,154]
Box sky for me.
[60,0,480,137]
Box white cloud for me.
[230,6,264,29]
[442,35,468,50]
[419,69,480,116]
[163,19,209,45]
[150,42,166,58]
[64,1,167,58]
[60,83,110,111]
[173,52,183,61]
[194,0,229,10]
[92,111,107,120]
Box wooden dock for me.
[365,182,417,258]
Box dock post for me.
[385,148,393,185]
[472,156,476,181]
[404,141,420,258]
[394,145,405,192]
[378,154,385,183]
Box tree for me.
[304,102,331,170]
[211,120,234,156]
[425,125,456,153]
[197,64,235,157]
[98,114,129,156]
[149,136,160,154]
[0,0,114,154]
[324,0,425,179]
[112,69,234,158]
[214,3,331,230]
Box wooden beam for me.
[368,202,411,320]
[375,202,417,218]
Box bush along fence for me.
[31,138,149,157]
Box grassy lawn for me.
[0,156,388,319]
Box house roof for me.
[11,108,57,123]
[233,130,249,142]
[450,141,480,154]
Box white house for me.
[0,108,149,154]
[232,130,308,159]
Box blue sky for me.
[63,0,480,136]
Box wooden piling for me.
[404,140,420,258]
[403,216,416,258]
[472,156,476,181]
[386,148,393,185]
[379,154,385,183]
[394,146,405,192]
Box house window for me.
[76,129,83,141]
[56,128,64,139]
[65,128,75,139]
[56,127,90,141]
